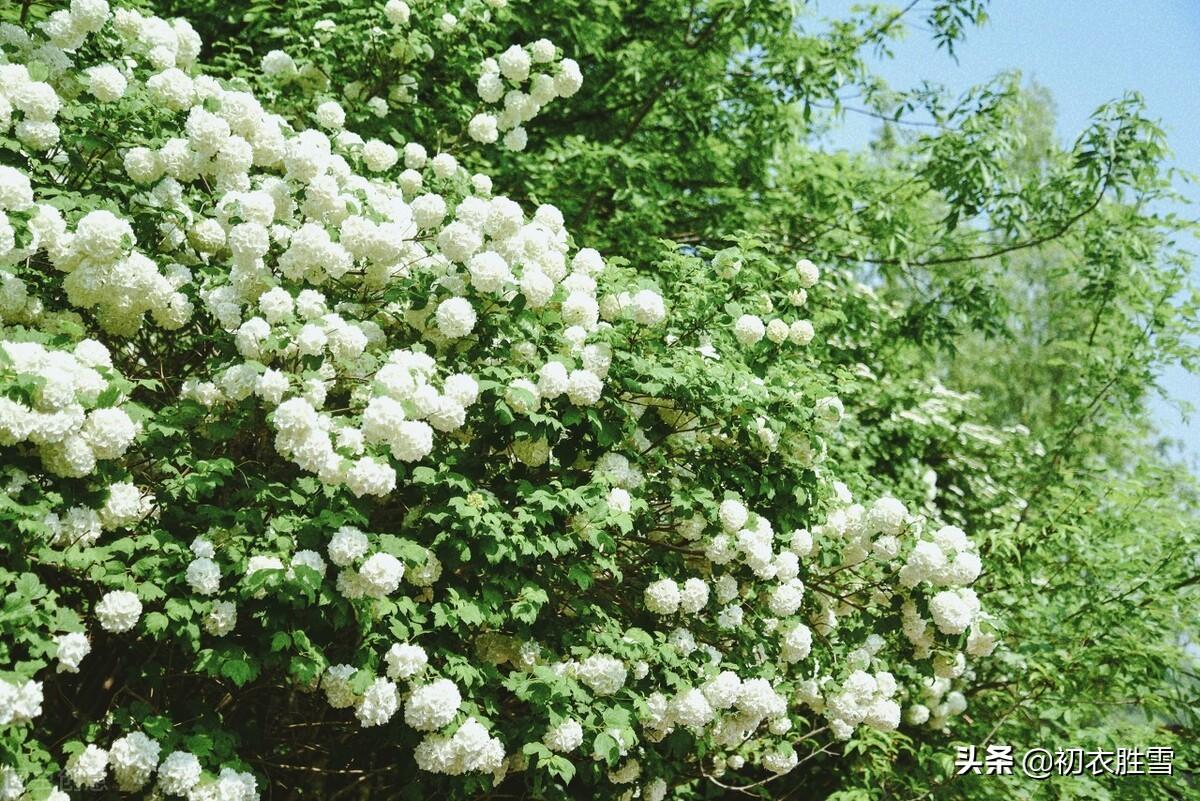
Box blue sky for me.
[816,0,1200,463]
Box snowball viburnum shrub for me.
[0,3,1002,799]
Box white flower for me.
[530,38,556,63]
[537,361,569,399]
[502,126,528,152]
[109,731,161,791]
[929,589,976,634]
[796,258,820,287]
[443,373,479,407]
[315,100,346,130]
[157,750,202,795]
[100,479,151,527]
[762,747,797,775]
[733,314,765,346]
[606,486,632,513]
[384,643,428,680]
[789,319,814,345]
[566,369,603,406]
[864,698,901,731]
[363,139,398,172]
[86,64,127,101]
[329,527,370,566]
[766,318,789,344]
[701,671,742,709]
[431,152,458,178]
[185,557,221,595]
[498,45,532,82]
[671,687,714,731]
[95,590,142,633]
[405,678,462,731]
[66,744,108,788]
[261,49,297,78]
[718,499,748,533]
[866,496,907,536]
[678,578,709,614]
[204,601,237,636]
[384,0,411,25]
[630,289,666,325]
[468,113,499,144]
[906,704,931,725]
[643,578,680,615]
[544,718,583,753]
[576,654,626,696]
[435,297,477,338]
[355,677,400,727]
[780,622,812,662]
[555,58,583,97]
[359,552,405,597]
[54,631,90,673]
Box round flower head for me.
[435,297,476,338]
[795,258,820,287]
[405,678,462,731]
[643,578,680,615]
[54,631,90,673]
[95,590,142,633]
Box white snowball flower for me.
[468,113,499,144]
[796,258,820,287]
[157,751,202,795]
[643,578,680,615]
[205,600,237,636]
[678,578,709,614]
[435,297,476,338]
[355,677,400,727]
[185,557,221,595]
[733,314,765,346]
[109,731,161,791]
[363,139,398,172]
[537,361,569,399]
[359,552,405,597]
[565,369,603,406]
[315,100,346,130]
[95,590,142,633]
[543,718,583,753]
[384,0,411,25]
[630,289,666,325]
[261,49,297,78]
[66,744,108,788]
[789,319,815,345]
[866,496,907,536]
[780,622,813,662]
[718,499,748,533]
[765,318,789,344]
[328,526,369,567]
[929,589,976,635]
[405,678,462,731]
[576,654,626,696]
[53,631,90,673]
[384,643,428,680]
[431,152,458,178]
[498,45,532,82]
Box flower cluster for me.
[0,339,139,477]
[471,40,583,150]
[0,2,1003,798]
[62,732,256,800]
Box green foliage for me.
[0,0,1197,800]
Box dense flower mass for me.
[0,2,1007,799]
